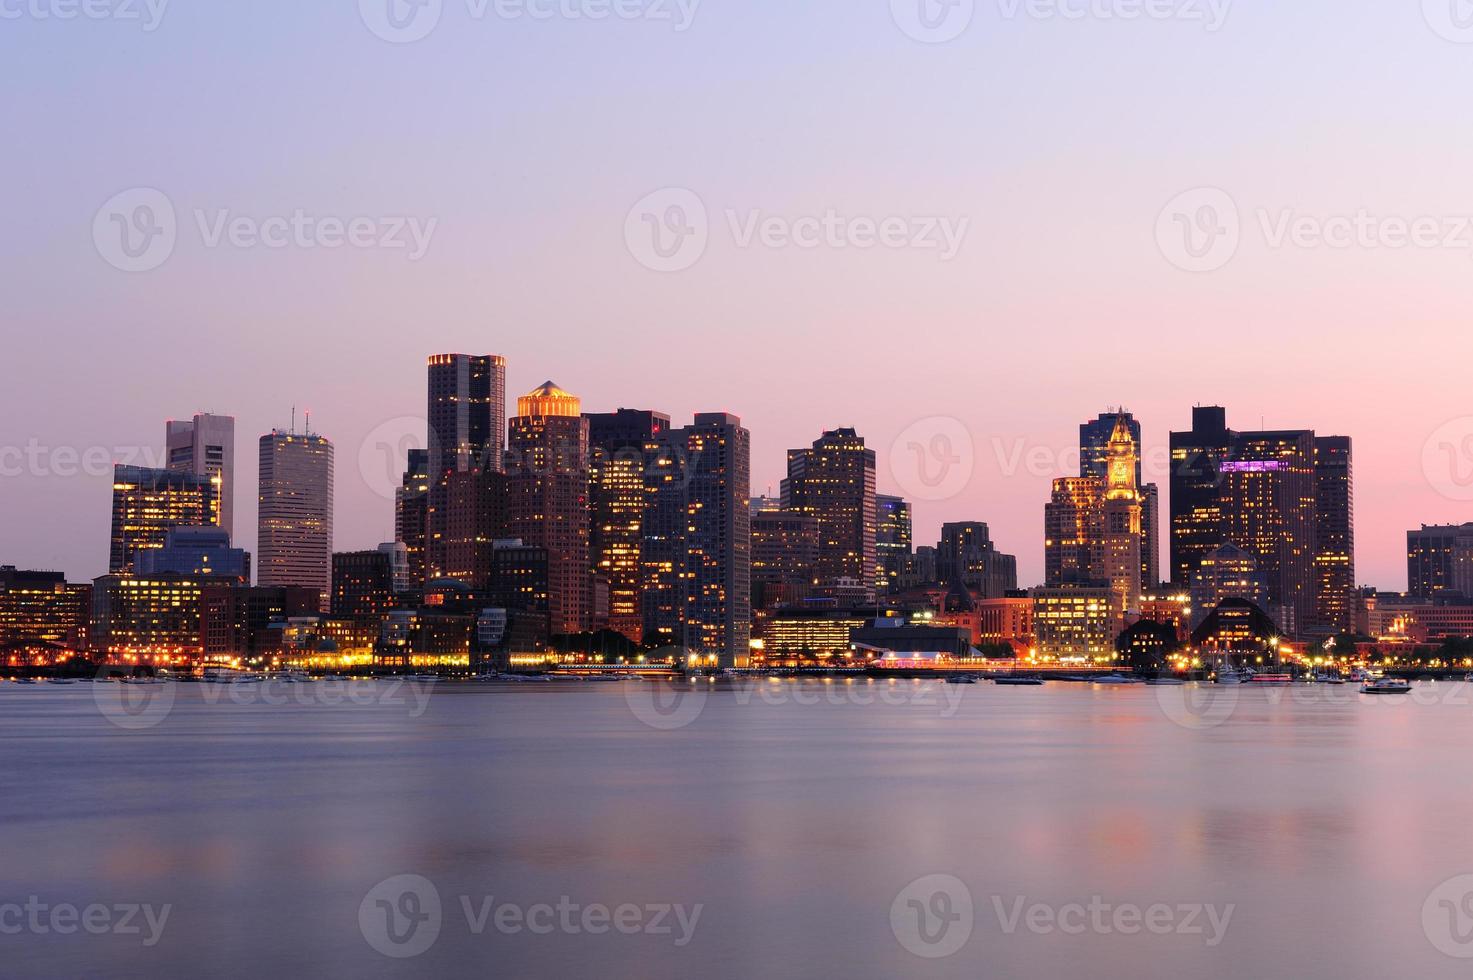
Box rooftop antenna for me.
[291,405,296,435]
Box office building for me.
[396,449,431,591]
[938,521,1017,598]
[1408,523,1473,599]
[876,495,912,594]
[258,428,334,610]
[781,429,877,593]
[135,526,250,583]
[506,382,591,636]
[586,409,672,643]
[166,413,236,538]
[1313,436,1355,634]
[427,353,507,474]
[0,567,91,651]
[109,465,219,573]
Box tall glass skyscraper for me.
[257,428,335,611]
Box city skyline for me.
[0,370,1459,593]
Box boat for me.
[1250,673,1294,687]
[1348,668,1369,683]
[1093,674,1141,685]
[945,675,977,685]
[1146,677,1186,686]
[12,677,37,685]
[46,678,78,685]
[993,676,1044,686]
[1311,672,1347,685]
[1362,677,1412,695]
[1215,668,1247,685]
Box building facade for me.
[166,413,236,538]
[782,429,877,594]
[110,465,219,573]
[1408,523,1473,600]
[257,429,335,610]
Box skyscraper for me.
[427,353,507,474]
[586,409,672,643]
[1045,477,1105,587]
[1313,436,1356,634]
[428,465,508,588]
[1169,406,1234,588]
[781,429,877,593]
[1169,408,1347,638]
[505,382,591,636]
[1101,415,1143,625]
[109,465,219,573]
[682,413,751,666]
[257,428,334,610]
[875,495,912,594]
[166,413,235,537]
[395,449,430,591]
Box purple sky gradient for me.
[2,1,1471,587]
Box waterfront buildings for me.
[257,428,335,610]
[1314,436,1356,633]
[1031,586,1116,661]
[109,465,219,573]
[332,548,403,622]
[0,567,90,653]
[90,573,208,662]
[1101,415,1144,625]
[750,508,819,606]
[1407,523,1473,600]
[782,429,877,596]
[681,413,752,666]
[1082,410,1160,587]
[166,413,236,538]
[1045,477,1105,587]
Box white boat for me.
[1093,674,1141,685]
[46,678,78,685]
[1215,669,1247,685]
[1362,677,1412,695]
[12,677,37,685]
[407,674,442,683]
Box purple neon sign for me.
[1220,460,1287,473]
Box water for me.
[3,676,1473,979]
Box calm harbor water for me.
[3,676,1473,979]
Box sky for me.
[2,0,1472,588]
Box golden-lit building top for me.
[517,381,581,419]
